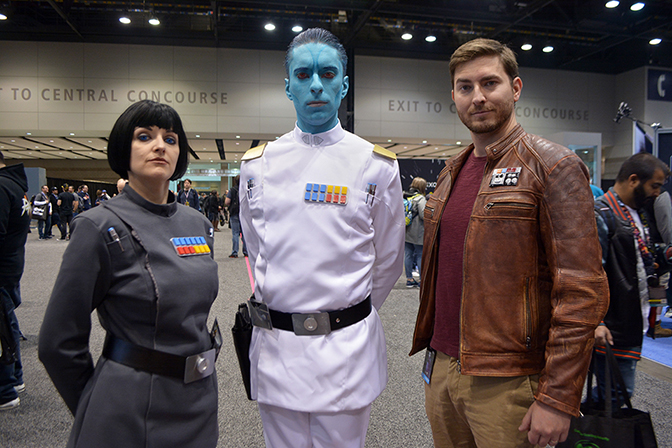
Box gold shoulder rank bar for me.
[373,144,396,160]
[242,143,267,161]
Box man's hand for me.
[518,400,571,447]
[594,325,613,346]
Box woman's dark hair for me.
[107,100,191,180]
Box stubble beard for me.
[458,98,515,135]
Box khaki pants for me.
[425,351,539,448]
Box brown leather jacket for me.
[410,125,609,416]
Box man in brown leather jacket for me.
[410,38,608,448]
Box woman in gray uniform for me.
[39,100,220,448]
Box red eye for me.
[322,72,335,79]
[296,72,309,79]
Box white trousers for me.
[258,403,372,448]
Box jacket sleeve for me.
[535,155,609,416]
[370,160,405,310]
[38,216,112,415]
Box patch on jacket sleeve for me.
[242,143,267,161]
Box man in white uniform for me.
[239,28,404,448]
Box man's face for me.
[632,169,667,209]
[68,186,74,193]
[42,185,49,194]
[184,180,191,190]
[452,55,521,136]
[83,185,88,193]
[285,43,349,134]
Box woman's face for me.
[128,126,180,183]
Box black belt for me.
[102,334,216,384]
[268,296,372,335]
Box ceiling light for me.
[0,13,7,21]
[195,134,200,138]
[148,15,160,26]
[422,140,427,144]
[649,38,662,45]
[605,1,619,7]
[119,16,131,24]
[401,33,413,41]
[425,35,437,43]
[26,132,31,135]
[264,23,276,31]
[69,133,75,136]
[236,135,240,138]
[456,141,462,145]
[521,43,533,51]
[630,2,644,11]
[543,45,554,53]
[292,25,303,33]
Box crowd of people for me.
[1,28,671,448]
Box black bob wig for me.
[107,100,191,180]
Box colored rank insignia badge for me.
[305,183,348,205]
[490,167,522,187]
[171,237,211,256]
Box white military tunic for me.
[240,123,404,412]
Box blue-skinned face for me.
[285,43,349,134]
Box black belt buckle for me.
[291,312,331,335]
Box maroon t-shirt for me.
[431,152,488,358]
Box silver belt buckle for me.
[184,348,216,384]
[291,312,331,336]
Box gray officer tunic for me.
[39,186,219,448]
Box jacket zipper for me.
[484,201,536,210]
[524,277,532,350]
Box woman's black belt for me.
[102,334,216,384]
[267,295,372,336]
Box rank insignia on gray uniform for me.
[490,167,522,187]
[305,183,348,205]
[171,237,211,256]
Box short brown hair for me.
[449,38,519,87]
[410,177,427,195]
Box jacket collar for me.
[446,124,526,173]
[293,121,345,148]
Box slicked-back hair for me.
[616,152,670,183]
[449,38,519,88]
[107,100,191,181]
[285,28,347,76]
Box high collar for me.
[292,121,346,148]
[119,184,178,218]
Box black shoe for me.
[229,254,238,258]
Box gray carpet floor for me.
[1,224,670,447]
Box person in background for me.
[39,100,220,447]
[77,185,92,213]
[410,38,608,448]
[34,184,52,240]
[595,153,670,406]
[404,177,427,288]
[225,176,246,258]
[57,185,78,241]
[204,190,221,232]
[177,178,200,212]
[240,28,404,448]
[0,150,30,410]
[48,186,60,238]
[644,189,672,338]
